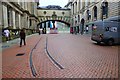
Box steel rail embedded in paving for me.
[45,36,64,69]
[29,37,42,77]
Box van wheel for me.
[107,39,114,46]
[97,42,101,45]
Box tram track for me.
[45,36,64,69]
[30,35,64,77]
[29,37,42,77]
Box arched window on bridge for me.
[52,11,57,19]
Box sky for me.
[39,0,68,7]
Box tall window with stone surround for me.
[86,10,91,21]
[7,6,12,27]
[101,1,108,19]
[93,6,97,21]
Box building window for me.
[88,0,90,6]
[73,4,74,14]
[86,10,91,20]
[7,6,12,27]
[43,11,47,15]
[29,19,32,26]
[101,1,108,19]
[93,6,97,20]
[75,16,77,25]
[78,15,80,22]
[62,12,65,16]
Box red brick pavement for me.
[47,34,118,78]
[2,34,42,78]
[2,33,119,79]
[32,35,65,78]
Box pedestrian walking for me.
[4,28,10,41]
[86,25,89,34]
[38,28,41,35]
[80,18,85,35]
[19,29,26,47]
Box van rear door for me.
[91,20,104,42]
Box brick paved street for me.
[2,34,42,78]
[2,33,119,79]
[47,34,118,78]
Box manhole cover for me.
[16,53,25,56]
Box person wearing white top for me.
[4,29,10,41]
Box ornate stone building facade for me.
[66,0,119,33]
[0,0,39,32]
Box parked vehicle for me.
[91,16,120,45]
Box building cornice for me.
[2,1,23,14]
[30,14,39,21]
[37,7,71,11]
[65,2,72,7]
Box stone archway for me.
[37,20,70,34]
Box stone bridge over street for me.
[37,7,71,26]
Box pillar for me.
[3,4,8,28]
[0,1,2,29]
[12,10,16,29]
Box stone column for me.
[9,9,13,27]
[44,22,46,34]
[15,12,19,29]
[71,4,73,15]
[23,13,27,29]
[20,14,24,29]
[77,0,80,13]
[18,14,21,29]
[75,2,77,13]
[3,5,8,28]
[0,1,2,43]
[12,10,16,29]
[0,1,2,29]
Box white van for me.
[91,16,120,45]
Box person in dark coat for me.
[20,29,26,47]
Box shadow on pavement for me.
[92,42,120,47]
